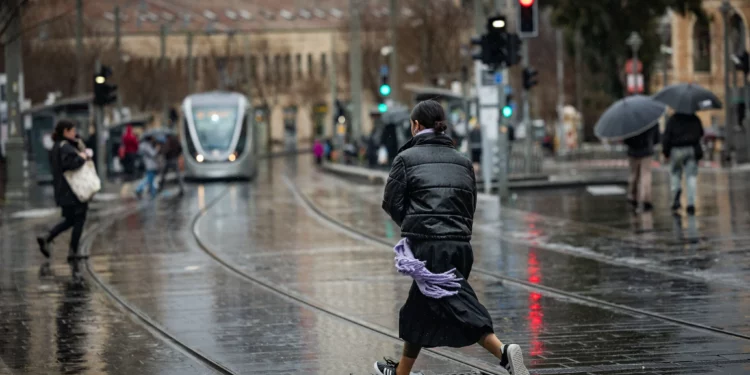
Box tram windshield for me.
[191,106,239,152]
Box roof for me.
[43,0,415,35]
[22,94,93,115]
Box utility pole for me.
[94,59,107,185]
[389,0,399,101]
[720,0,733,163]
[556,29,566,154]
[349,0,363,140]
[521,42,532,174]
[575,28,583,146]
[114,6,123,120]
[187,32,195,95]
[76,0,85,95]
[329,32,338,138]
[160,24,169,128]
[494,0,508,198]
[3,0,26,195]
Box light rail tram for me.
[181,91,256,179]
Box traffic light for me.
[517,0,538,38]
[378,102,388,113]
[523,67,538,90]
[379,64,391,97]
[471,16,522,68]
[93,65,117,106]
[507,34,522,67]
[502,94,514,118]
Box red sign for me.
[624,59,643,74]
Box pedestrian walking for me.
[662,113,704,215]
[313,138,324,165]
[36,120,92,261]
[624,125,660,212]
[135,135,160,198]
[469,122,482,172]
[324,139,333,161]
[158,134,185,195]
[376,100,528,375]
[120,125,139,177]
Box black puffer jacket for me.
[624,126,660,158]
[49,137,87,207]
[662,114,704,159]
[382,132,476,241]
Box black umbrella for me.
[653,83,722,114]
[594,95,666,141]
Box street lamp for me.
[626,31,643,95]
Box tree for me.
[546,0,705,99]
[340,0,473,105]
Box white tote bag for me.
[64,160,101,203]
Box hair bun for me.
[433,120,448,133]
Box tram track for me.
[79,196,239,375]
[283,176,750,343]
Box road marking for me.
[586,185,626,196]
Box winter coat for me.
[122,125,139,154]
[49,137,87,207]
[139,141,160,171]
[624,126,660,158]
[162,135,183,160]
[469,127,482,150]
[382,132,476,241]
[662,114,705,160]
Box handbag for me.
[63,160,101,203]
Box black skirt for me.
[399,240,494,348]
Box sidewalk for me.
[322,162,629,191]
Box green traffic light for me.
[379,84,391,96]
[502,105,513,118]
[378,103,388,112]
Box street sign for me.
[494,72,503,84]
[627,74,644,94]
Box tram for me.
[181,91,256,179]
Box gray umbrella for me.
[594,95,666,141]
[653,83,722,114]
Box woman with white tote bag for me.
[37,119,100,261]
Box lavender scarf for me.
[393,238,463,299]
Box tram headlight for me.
[228,153,237,162]
[196,154,204,163]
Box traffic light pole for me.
[94,59,107,186]
[522,41,532,175]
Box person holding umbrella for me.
[595,95,666,213]
[654,83,722,216]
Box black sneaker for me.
[500,344,529,375]
[373,359,423,375]
[686,206,696,216]
[36,236,50,258]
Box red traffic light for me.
[519,0,534,7]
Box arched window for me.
[693,17,711,72]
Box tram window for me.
[235,114,249,156]
[191,106,239,152]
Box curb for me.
[322,163,628,191]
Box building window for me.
[307,53,314,78]
[692,17,711,72]
[321,53,328,77]
[274,55,281,84]
[250,56,257,79]
[264,55,271,83]
[296,54,302,79]
[285,54,292,85]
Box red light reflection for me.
[527,250,544,356]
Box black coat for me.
[49,137,86,207]
[662,114,704,160]
[382,132,476,241]
[624,126,660,158]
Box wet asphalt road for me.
[0,155,749,374]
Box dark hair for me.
[410,100,448,133]
[52,119,76,142]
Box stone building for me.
[656,0,750,127]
